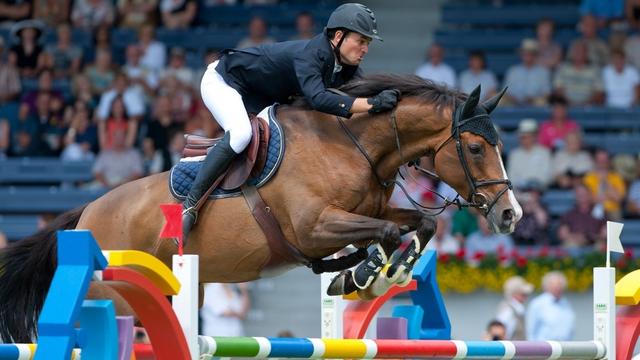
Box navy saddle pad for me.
[169,111,285,200]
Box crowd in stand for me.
[407,0,640,255]
[0,0,638,254]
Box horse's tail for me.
[0,204,87,343]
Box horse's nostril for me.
[502,209,514,222]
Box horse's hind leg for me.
[308,207,402,296]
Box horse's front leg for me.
[354,208,437,299]
[309,207,402,296]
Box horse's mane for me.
[291,73,467,111]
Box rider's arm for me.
[294,50,359,117]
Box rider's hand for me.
[367,89,401,114]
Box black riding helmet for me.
[325,3,381,66]
[325,3,382,41]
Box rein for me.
[337,105,512,216]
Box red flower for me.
[456,248,466,260]
[625,249,634,258]
[616,258,627,268]
[516,257,528,268]
[439,253,450,263]
[473,251,486,261]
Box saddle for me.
[182,115,270,190]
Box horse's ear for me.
[481,87,507,114]
[461,85,481,118]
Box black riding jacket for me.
[215,33,361,117]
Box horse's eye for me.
[469,144,482,155]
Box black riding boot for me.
[182,132,237,244]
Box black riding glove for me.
[367,89,401,114]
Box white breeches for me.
[200,60,252,154]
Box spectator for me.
[626,157,640,217]
[503,39,551,106]
[557,184,606,248]
[97,74,145,146]
[552,130,594,189]
[465,216,514,263]
[507,119,552,189]
[160,47,195,88]
[157,74,194,124]
[84,48,116,96]
[425,213,460,254]
[537,94,580,150]
[122,44,159,94]
[141,137,163,174]
[32,0,70,27]
[458,50,497,101]
[496,276,533,340]
[21,69,64,114]
[0,117,8,157]
[61,101,97,161]
[612,153,637,184]
[0,1,30,28]
[9,19,45,78]
[160,0,197,29]
[236,16,276,49]
[71,0,115,29]
[415,43,456,88]
[291,11,316,40]
[37,91,66,155]
[71,73,97,107]
[627,0,640,29]
[0,36,22,104]
[583,148,626,220]
[200,283,251,337]
[512,185,549,246]
[9,102,42,156]
[146,94,182,157]
[42,23,83,79]
[526,271,575,341]
[602,49,640,108]
[535,19,563,70]
[580,0,624,25]
[92,130,143,189]
[483,320,506,341]
[137,24,166,73]
[117,0,159,30]
[92,24,112,52]
[553,41,604,106]
[568,15,609,68]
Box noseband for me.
[337,104,512,216]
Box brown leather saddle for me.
[182,115,270,190]
[180,114,310,267]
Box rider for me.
[183,3,401,241]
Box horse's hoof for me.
[327,270,358,296]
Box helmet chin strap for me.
[331,30,350,66]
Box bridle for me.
[337,103,512,216]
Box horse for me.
[0,74,522,342]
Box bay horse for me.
[0,74,522,342]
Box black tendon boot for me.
[182,132,237,245]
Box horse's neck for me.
[348,101,450,181]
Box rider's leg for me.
[182,62,252,243]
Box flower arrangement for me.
[435,247,639,293]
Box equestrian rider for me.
[183,3,400,241]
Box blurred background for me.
[0,0,637,344]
